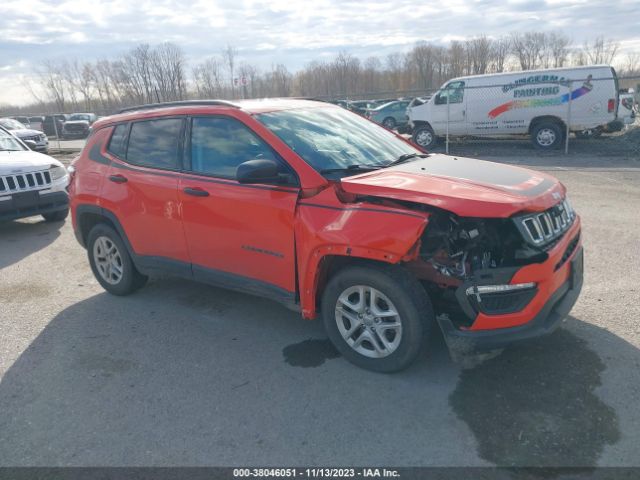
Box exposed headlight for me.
[49,165,67,181]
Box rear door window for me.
[126,118,183,170]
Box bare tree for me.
[511,32,548,70]
[548,32,571,68]
[490,36,511,73]
[467,36,493,74]
[222,44,238,98]
[582,36,619,65]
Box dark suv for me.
[69,100,583,372]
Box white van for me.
[408,65,619,149]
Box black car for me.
[43,114,69,137]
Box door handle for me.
[183,187,209,197]
[108,174,128,183]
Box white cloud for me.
[0,0,638,105]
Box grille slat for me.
[0,170,52,194]
[516,199,576,247]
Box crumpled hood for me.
[0,150,61,174]
[339,154,566,217]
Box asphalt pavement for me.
[0,152,639,467]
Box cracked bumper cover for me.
[438,238,583,355]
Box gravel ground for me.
[0,150,639,468]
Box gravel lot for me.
[1,148,639,468]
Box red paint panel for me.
[295,188,429,319]
[179,175,299,292]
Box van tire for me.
[412,125,437,148]
[531,122,564,149]
[321,264,433,373]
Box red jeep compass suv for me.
[69,99,583,372]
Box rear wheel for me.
[321,264,433,372]
[382,117,396,129]
[87,224,147,295]
[531,122,563,149]
[412,125,437,148]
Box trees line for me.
[4,32,640,115]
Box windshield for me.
[257,107,420,173]
[70,114,90,121]
[0,129,26,151]
[0,118,26,131]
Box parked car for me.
[43,114,69,137]
[29,116,45,131]
[61,113,98,139]
[366,100,411,129]
[68,99,583,372]
[0,118,49,153]
[0,126,69,222]
[575,91,636,138]
[409,65,619,149]
[11,116,31,128]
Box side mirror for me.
[23,140,37,150]
[236,159,279,184]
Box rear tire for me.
[87,223,147,295]
[321,264,433,373]
[531,122,564,149]
[42,208,68,222]
[412,125,437,149]
[382,117,397,129]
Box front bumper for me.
[438,218,583,354]
[0,190,68,221]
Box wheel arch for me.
[528,115,566,134]
[75,205,134,256]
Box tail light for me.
[608,99,615,113]
[621,98,633,110]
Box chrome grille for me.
[0,170,51,194]
[21,134,45,142]
[515,199,576,247]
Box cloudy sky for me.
[1,0,639,106]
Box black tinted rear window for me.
[108,124,128,158]
[126,118,183,170]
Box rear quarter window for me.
[107,124,128,158]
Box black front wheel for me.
[321,264,433,373]
[412,125,437,148]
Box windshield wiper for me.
[386,152,430,167]
[319,164,384,174]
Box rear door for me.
[178,115,299,297]
[100,117,190,269]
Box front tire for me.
[321,264,433,373]
[531,122,564,149]
[42,208,68,222]
[412,125,437,148]
[87,223,147,295]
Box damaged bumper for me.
[438,218,583,355]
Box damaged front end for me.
[406,210,552,327]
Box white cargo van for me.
[408,65,619,149]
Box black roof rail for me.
[118,100,240,114]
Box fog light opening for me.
[466,282,537,303]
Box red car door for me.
[100,118,190,266]
[178,115,299,299]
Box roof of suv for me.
[92,98,331,131]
